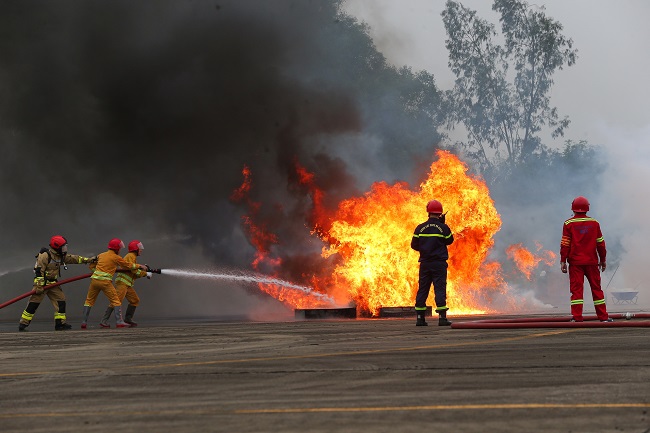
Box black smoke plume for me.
[0,0,444,319]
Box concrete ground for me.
[0,315,648,433]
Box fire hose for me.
[451,313,650,329]
[0,266,162,310]
[0,273,92,310]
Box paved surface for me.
[0,315,649,433]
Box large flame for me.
[233,150,516,316]
[321,150,503,316]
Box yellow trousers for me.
[84,279,122,308]
[115,282,140,307]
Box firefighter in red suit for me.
[560,196,612,322]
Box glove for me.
[146,272,152,279]
[599,262,606,272]
[560,262,568,274]
[87,256,98,264]
[35,285,45,295]
[440,212,447,224]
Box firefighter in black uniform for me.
[411,200,454,326]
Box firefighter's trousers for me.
[569,263,609,321]
[20,286,68,325]
[84,279,122,308]
[415,260,449,312]
[115,282,140,307]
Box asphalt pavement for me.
[0,315,648,433]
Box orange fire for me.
[321,150,503,316]
[234,150,512,316]
[506,242,557,280]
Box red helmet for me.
[108,238,125,251]
[49,235,67,250]
[426,200,443,214]
[128,240,144,252]
[571,196,590,213]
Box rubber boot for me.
[18,323,28,332]
[100,307,114,328]
[114,306,130,328]
[124,305,138,327]
[438,310,452,326]
[81,306,92,329]
[415,311,428,327]
[55,319,72,331]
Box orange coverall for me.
[84,250,139,308]
[114,251,147,306]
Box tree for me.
[442,0,577,173]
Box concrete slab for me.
[0,316,648,432]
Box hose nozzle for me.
[146,265,162,274]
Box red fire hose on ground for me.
[451,313,650,329]
[0,273,92,310]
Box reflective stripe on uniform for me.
[54,312,66,320]
[21,311,34,321]
[593,299,606,306]
[34,278,56,285]
[115,273,134,287]
[414,306,428,311]
[91,270,113,281]
[565,217,597,225]
[435,306,449,312]
[571,299,584,305]
[596,237,604,243]
[413,233,453,239]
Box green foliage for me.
[442,0,577,171]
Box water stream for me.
[162,268,336,306]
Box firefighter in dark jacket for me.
[411,200,454,326]
[19,235,96,331]
[560,196,611,322]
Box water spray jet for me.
[162,268,337,307]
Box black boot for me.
[18,323,28,332]
[55,319,72,331]
[438,310,452,326]
[124,305,138,327]
[415,311,428,326]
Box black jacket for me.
[411,217,454,262]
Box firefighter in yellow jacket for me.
[19,235,97,332]
[99,240,149,327]
[81,238,146,329]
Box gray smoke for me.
[0,0,445,320]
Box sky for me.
[342,0,650,145]
[343,0,650,303]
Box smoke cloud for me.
[0,0,445,320]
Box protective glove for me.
[146,272,153,279]
[35,285,45,295]
[599,262,606,272]
[560,262,568,274]
[86,256,98,264]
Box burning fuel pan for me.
[295,307,357,320]
[378,306,432,318]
